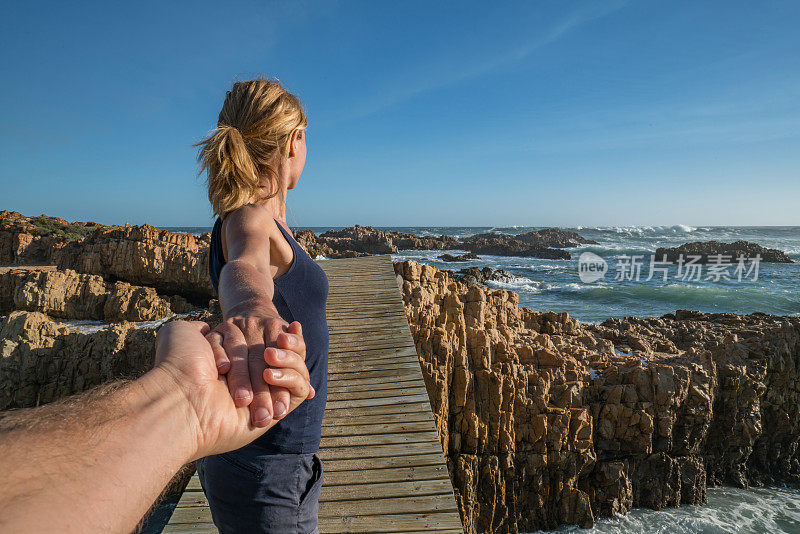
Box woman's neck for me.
[256,190,288,225]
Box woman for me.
[194,78,329,534]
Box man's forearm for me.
[219,259,281,318]
[0,368,198,534]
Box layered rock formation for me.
[458,228,597,260]
[54,224,214,304]
[295,225,459,258]
[0,268,193,322]
[0,210,81,265]
[0,311,158,410]
[1,212,215,303]
[395,260,799,532]
[468,228,598,249]
[293,230,371,259]
[655,240,794,263]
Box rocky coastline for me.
[1,210,797,532]
[396,260,799,531]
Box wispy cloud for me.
[336,1,629,122]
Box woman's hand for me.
[205,306,308,427]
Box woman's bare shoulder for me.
[220,204,282,260]
[222,204,280,235]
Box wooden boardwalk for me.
[163,255,462,533]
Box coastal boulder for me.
[0,268,194,321]
[654,240,793,263]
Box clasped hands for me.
[207,305,313,426]
[153,306,313,460]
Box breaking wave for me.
[541,486,800,533]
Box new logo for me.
[577,252,608,283]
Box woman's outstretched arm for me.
[214,204,301,427]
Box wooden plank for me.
[327,353,420,367]
[319,494,457,517]
[163,522,219,533]
[326,310,408,320]
[325,399,431,420]
[327,375,423,392]
[328,322,411,335]
[186,475,203,491]
[327,369,421,381]
[325,394,432,410]
[321,453,446,472]
[329,347,419,359]
[322,400,434,417]
[320,512,461,532]
[319,442,444,461]
[322,411,435,428]
[171,499,458,524]
[326,361,421,376]
[322,430,442,447]
[322,420,441,437]
[168,506,214,525]
[322,464,451,485]
[327,359,421,373]
[317,515,463,533]
[326,385,429,402]
[327,373,423,387]
[328,335,416,348]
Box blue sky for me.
[1,0,799,227]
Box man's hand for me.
[0,320,314,533]
[153,320,313,459]
[207,304,307,428]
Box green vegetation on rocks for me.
[28,216,97,240]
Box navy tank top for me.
[209,216,328,454]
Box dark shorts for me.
[196,449,324,534]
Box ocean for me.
[165,224,800,533]
[169,224,800,324]
[387,225,800,324]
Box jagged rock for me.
[293,229,371,259]
[449,266,516,286]
[394,260,800,532]
[0,311,157,410]
[457,228,597,260]
[0,210,73,265]
[0,268,193,321]
[1,212,215,304]
[53,224,214,304]
[439,252,481,262]
[293,226,458,258]
[315,225,458,255]
[655,240,793,263]
[467,228,598,248]
[459,235,570,259]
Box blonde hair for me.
[196,77,308,217]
